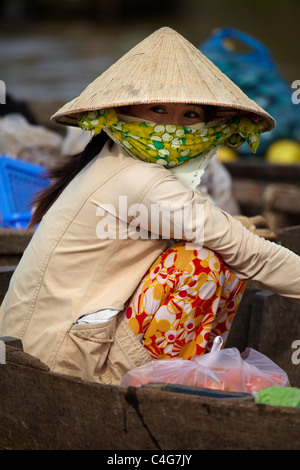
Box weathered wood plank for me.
[1,336,23,350]
[4,344,49,371]
[247,291,300,388]
[276,225,300,256]
[226,286,260,352]
[224,160,300,183]
[0,266,16,303]
[224,160,300,225]
[0,228,34,254]
[0,352,300,450]
[231,179,265,213]
[231,179,300,224]
[0,228,34,266]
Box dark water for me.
[1,0,300,112]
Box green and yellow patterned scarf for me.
[78,108,261,169]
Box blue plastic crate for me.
[0,155,51,229]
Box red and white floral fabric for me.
[124,241,246,360]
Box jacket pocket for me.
[50,315,117,383]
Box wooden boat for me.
[1,328,300,451]
[0,228,34,267]
[1,226,300,450]
[223,159,300,228]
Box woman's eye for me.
[184,111,199,118]
[184,108,205,119]
[149,106,166,114]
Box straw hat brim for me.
[51,27,275,133]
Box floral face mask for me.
[78,108,261,168]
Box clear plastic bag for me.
[121,337,289,393]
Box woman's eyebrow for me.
[186,104,203,109]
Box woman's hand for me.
[233,215,277,241]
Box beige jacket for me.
[1,140,300,384]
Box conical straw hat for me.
[51,27,275,132]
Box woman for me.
[1,27,299,385]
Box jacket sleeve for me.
[141,170,300,303]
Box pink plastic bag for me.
[121,337,289,393]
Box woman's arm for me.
[141,171,300,303]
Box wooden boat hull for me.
[1,339,300,450]
[224,160,300,228]
[1,225,300,450]
[0,228,34,267]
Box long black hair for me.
[29,131,109,228]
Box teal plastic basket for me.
[0,155,50,229]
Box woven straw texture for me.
[51,27,275,131]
